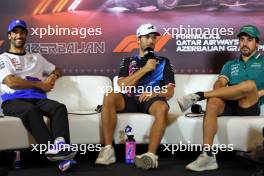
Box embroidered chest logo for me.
[250,62,262,68]
[128,60,139,75]
[10,58,22,71]
[230,64,240,77]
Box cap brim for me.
[237,31,256,38]
[152,32,160,36]
[9,25,28,32]
[138,32,161,37]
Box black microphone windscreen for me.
[144,47,155,60]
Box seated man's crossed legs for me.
[2,98,77,162]
[178,80,260,172]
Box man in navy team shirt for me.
[95,23,175,170]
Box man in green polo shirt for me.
[177,24,264,172]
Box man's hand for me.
[258,90,264,98]
[37,79,54,92]
[138,92,159,102]
[45,74,57,85]
[142,59,157,73]
[117,59,157,88]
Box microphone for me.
[144,47,155,60]
[140,47,158,77]
[141,47,157,68]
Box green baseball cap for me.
[237,25,260,39]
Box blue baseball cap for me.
[8,19,28,32]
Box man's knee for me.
[103,92,116,104]
[25,106,41,117]
[55,103,67,111]
[49,102,67,114]
[103,92,124,110]
[158,102,169,114]
[207,97,225,113]
[150,101,169,117]
[240,80,257,94]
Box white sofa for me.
[0,76,112,150]
[0,75,263,152]
[113,75,264,152]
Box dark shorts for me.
[119,94,169,114]
[220,100,260,116]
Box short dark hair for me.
[256,37,259,43]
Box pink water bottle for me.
[125,125,136,164]
[125,134,136,164]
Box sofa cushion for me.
[165,115,264,151]
[114,113,154,144]
[48,76,112,112]
[68,114,102,144]
[0,116,39,150]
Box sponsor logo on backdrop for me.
[163,25,239,52]
[26,42,105,54]
[113,25,264,54]
[10,24,264,55]
[163,25,264,52]
[113,35,171,53]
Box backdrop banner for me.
[0,0,263,77]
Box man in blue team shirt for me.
[178,25,264,171]
[0,19,76,170]
[95,23,175,170]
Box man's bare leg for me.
[185,98,225,171]
[203,98,225,146]
[179,80,259,112]
[135,100,169,170]
[101,92,125,145]
[204,80,258,106]
[95,92,126,165]
[147,101,169,154]
[185,80,259,171]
